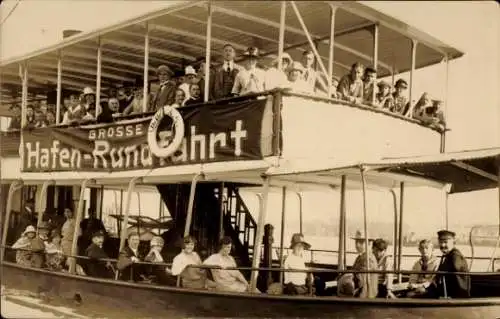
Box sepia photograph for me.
[0,0,499,318]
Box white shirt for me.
[223,60,235,72]
[178,83,190,104]
[287,79,313,94]
[264,67,288,90]
[231,67,266,96]
[284,253,307,285]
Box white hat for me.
[83,87,95,95]
[185,66,196,76]
[23,225,36,236]
[150,236,164,247]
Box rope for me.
[0,0,21,26]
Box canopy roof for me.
[266,148,500,194]
[0,1,463,107]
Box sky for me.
[0,1,499,240]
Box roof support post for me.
[359,165,370,294]
[290,1,328,79]
[36,180,55,233]
[372,23,379,104]
[56,50,62,124]
[69,178,94,274]
[336,176,346,271]
[295,192,303,234]
[119,177,142,253]
[250,177,271,293]
[96,37,102,110]
[20,62,28,166]
[408,39,418,117]
[390,189,398,272]
[1,180,23,262]
[278,186,287,285]
[397,181,405,283]
[204,1,213,103]
[327,4,338,98]
[184,173,204,237]
[277,1,286,71]
[143,23,150,113]
[498,156,500,237]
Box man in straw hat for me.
[283,233,325,295]
[426,230,470,298]
[264,52,292,90]
[232,47,266,96]
[151,64,177,111]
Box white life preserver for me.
[147,105,185,158]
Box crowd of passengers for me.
[11,207,471,299]
[7,45,445,131]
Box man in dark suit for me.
[117,232,145,282]
[85,230,115,278]
[212,44,241,100]
[151,65,177,111]
[428,230,470,298]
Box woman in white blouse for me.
[171,236,207,289]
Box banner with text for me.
[22,98,274,172]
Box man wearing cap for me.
[337,63,364,104]
[390,79,410,116]
[178,65,198,104]
[428,230,470,298]
[264,52,292,90]
[286,61,312,93]
[375,80,394,109]
[232,47,266,96]
[151,65,177,111]
[213,44,241,100]
[86,230,115,278]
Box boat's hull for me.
[2,262,500,319]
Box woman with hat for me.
[231,47,266,96]
[12,225,39,267]
[375,80,394,109]
[178,66,198,104]
[170,236,207,289]
[286,62,312,93]
[283,233,313,295]
[264,52,293,90]
[143,236,175,285]
[349,230,379,298]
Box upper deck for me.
[0,1,464,182]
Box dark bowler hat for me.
[243,47,260,59]
[92,230,106,239]
[395,79,408,89]
[437,229,456,240]
[290,233,311,250]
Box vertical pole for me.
[204,1,212,102]
[219,182,225,240]
[497,156,500,237]
[390,189,398,272]
[20,62,28,128]
[443,55,449,124]
[36,180,54,232]
[119,177,141,252]
[96,37,102,112]
[1,181,23,262]
[372,24,379,104]
[184,173,204,237]
[250,177,270,292]
[279,186,287,284]
[327,5,337,98]
[408,39,418,117]
[445,191,449,230]
[143,23,150,113]
[296,192,303,234]
[277,1,286,71]
[56,50,62,124]
[359,166,370,295]
[397,182,405,283]
[337,176,346,271]
[69,179,92,274]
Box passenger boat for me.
[1,1,499,318]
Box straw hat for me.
[150,236,164,247]
[377,80,391,89]
[351,230,373,242]
[22,225,36,236]
[243,47,260,59]
[82,87,95,96]
[289,233,311,250]
[184,66,197,76]
[272,52,292,66]
[157,64,173,76]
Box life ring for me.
[147,105,185,158]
